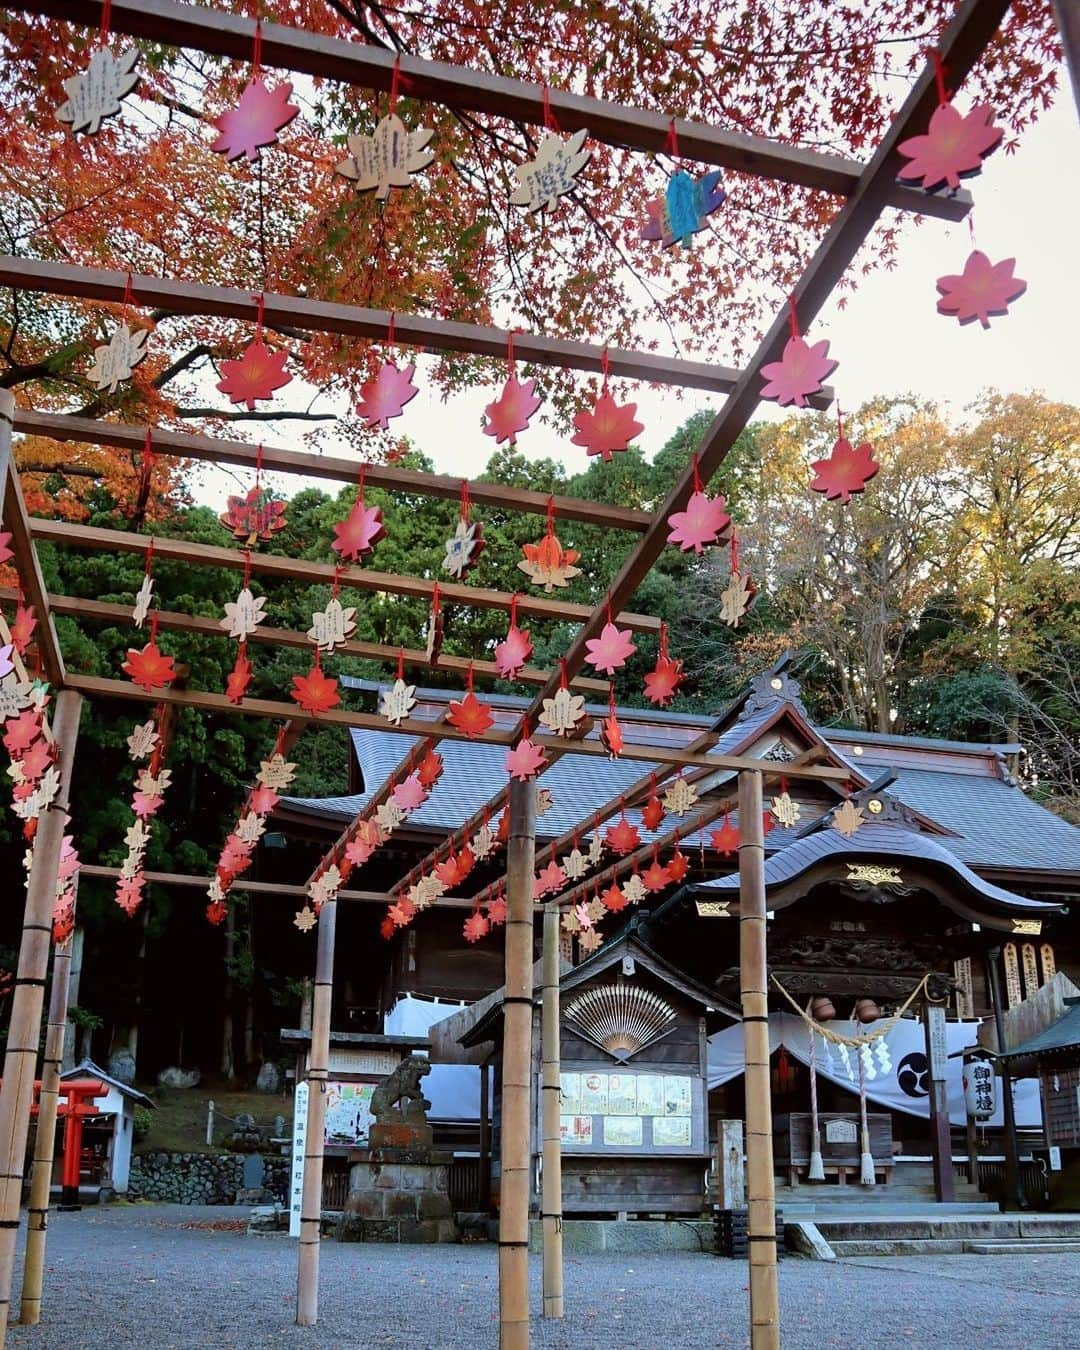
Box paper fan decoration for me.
[640,168,725,249]
[335,114,435,199]
[810,434,880,504]
[510,128,591,213]
[56,46,140,136]
[935,250,1026,329]
[356,360,419,430]
[211,77,299,163]
[897,103,1002,194]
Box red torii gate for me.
[24,1079,107,1212]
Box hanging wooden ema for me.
[663,773,698,816]
[571,347,643,461]
[210,21,298,163]
[667,454,731,554]
[484,331,541,446]
[505,720,547,781]
[494,594,532,678]
[333,463,386,562]
[584,601,636,676]
[539,660,588,738]
[810,405,880,503]
[936,245,1026,328]
[639,121,725,249]
[509,87,591,214]
[760,294,838,408]
[308,570,357,654]
[55,0,139,135]
[1001,943,1023,1009]
[220,550,267,640]
[519,497,581,592]
[89,272,149,393]
[442,480,484,579]
[424,584,444,664]
[217,295,293,411]
[896,50,1003,194]
[641,776,664,831]
[446,661,493,738]
[600,682,623,758]
[643,622,683,706]
[562,832,587,880]
[719,531,756,627]
[335,55,434,198]
[221,446,288,545]
[380,649,417,725]
[132,533,154,628]
[121,610,176,691]
[356,313,419,430]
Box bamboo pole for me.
[295,895,337,1327]
[0,689,82,1347]
[499,777,536,1350]
[19,882,78,1326]
[738,769,779,1350]
[540,900,564,1320]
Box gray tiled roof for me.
[692,821,1057,912]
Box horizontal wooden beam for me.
[15,590,609,695]
[11,0,969,220]
[2,462,64,686]
[30,517,662,633]
[0,257,812,401]
[13,411,653,535]
[61,672,851,781]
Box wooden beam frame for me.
[11,0,970,221]
[30,517,662,634]
[12,411,654,536]
[0,257,829,403]
[3,461,65,686]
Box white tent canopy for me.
[385,994,481,1121]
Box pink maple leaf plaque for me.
[935,250,1027,329]
[897,103,1002,194]
[584,622,636,676]
[666,489,731,554]
[483,374,542,445]
[760,335,838,408]
[356,360,419,430]
[809,436,881,503]
[211,77,299,164]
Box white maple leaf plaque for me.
[379,677,417,726]
[334,114,435,199]
[220,587,267,640]
[539,686,587,736]
[256,754,297,790]
[89,324,149,393]
[127,719,159,761]
[56,46,140,136]
[663,776,699,816]
[510,128,591,213]
[307,597,357,653]
[132,573,154,628]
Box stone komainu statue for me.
[370,1055,432,1125]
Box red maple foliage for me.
[122,639,176,691]
[809,436,881,503]
[935,250,1027,328]
[447,690,494,738]
[216,338,292,411]
[897,102,1002,193]
[291,663,341,715]
[356,360,420,429]
[210,77,299,163]
[570,390,644,460]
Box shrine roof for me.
[997,1000,1080,1068]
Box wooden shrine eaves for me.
[0,258,833,403]
[13,411,653,535]
[30,517,662,633]
[13,0,969,221]
[61,673,851,782]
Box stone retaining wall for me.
[128,1151,288,1204]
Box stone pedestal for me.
[336,1139,458,1244]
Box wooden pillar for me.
[922,1001,955,1203]
[0,390,12,517]
[19,882,78,1326]
[295,896,336,1327]
[540,900,564,1319]
[738,770,779,1350]
[499,776,535,1350]
[479,1055,492,1213]
[1051,0,1080,120]
[0,689,82,1346]
[985,950,1027,1210]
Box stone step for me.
[812,1214,1080,1242]
[830,1237,967,1256]
[966,1240,1080,1255]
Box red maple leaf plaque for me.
[447,690,495,738]
[935,250,1027,329]
[604,816,641,855]
[584,622,636,676]
[379,914,397,940]
[897,103,1002,193]
[463,910,490,943]
[600,708,624,759]
[220,485,287,544]
[641,794,664,832]
[487,895,508,926]
[4,711,41,757]
[291,663,341,715]
[643,653,684,706]
[122,639,176,691]
[483,374,542,445]
[417,750,445,788]
[494,622,533,679]
[249,785,279,816]
[332,496,386,561]
[505,736,547,781]
[642,859,670,892]
[519,531,581,592]
[601,883,629,912]
[225,645,253,704]
[216,338,292,411]
[10,601,37,655]
[666,490,731,554]
[710,815,740,855]
[760,336,838,408]
[665,848,690,882]
[211,77,299,163]
[356,360,420,430]
[534,859,568,897]
[571,390,644,461]
[809,436,881,503]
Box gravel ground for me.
[7,1205,1080,1349]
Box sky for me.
[191,85,1080,511]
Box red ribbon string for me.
[252,19,263,75]
[559,657,568,689]
[466,660,474,692]
[509,592,520,627]
[243,547,253,587]
[606,597,614,626]
[541,84,560,134]
[331,565,342,598]
[460,479,470,522]
[274,725,287,754]
[255,442,264,486]
[388,54,401,113]
[730,531,740,576]
[253,293,266,337]
[600,346,610,394]
[99,0,112,42]
[144,538,154,576]
[149,610,159,642]
[967,212,977,246]
[787,293,800,340]
[929,48,950,106]
[545,495,556,537]
[313,646,322,671]
[690,453,703,494]
[507,329,518,373]
[430,583,440,617]
[664,117,680,160]
[122,271,135,309]
[659,621,669,659]
[396,648,405,681]
[387,311,395,348]
[608,681,617,717]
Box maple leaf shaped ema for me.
[510,129,592,214]
[570,390,644,461]
[56,46,140,136]
[810,436,881,503]
[225,647,253,704]
[584,621,636,676]
[335,114,436,199]
[211,77,299,164]
[291,664,341,716]
[333,497,386,562]
[483,374,542,445]
[391,771,428,814]
[604,816,641,855]
[666,489,731,554]
[760,335,838,408]
[935,250,1027,329]
[534,860,568,897]
[446,690,494,739]
[640,168,726,249]
[89,325,149,394]
[643,653,684,707]
[503,735,546,782]
[216,338,292,412]
[494,622,533,679]
[122,639,176,692]
[220,588,267,640]
[518,532,581,592]
[463,910,490,943]
[602,883,629,912]
[356,360,419,430]
[897,103,1002,194]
